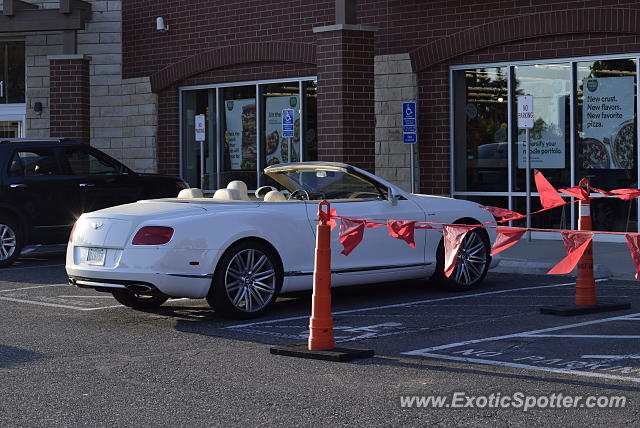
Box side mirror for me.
[388,188,400,206]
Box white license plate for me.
[86,248,106,266]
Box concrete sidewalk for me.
[492,238,637,280]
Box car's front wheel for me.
[433,228,490,290]
[111,291,168,310]
[0,214,23,268]
[207,240,283,319]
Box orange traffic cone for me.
[270,201,374,361]
[575,178,596,306]
[308,200,334,351]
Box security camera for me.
[156,17,168,31]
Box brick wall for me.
[315,28,375,172]
[49,57,90,143]
[122,0,640,190]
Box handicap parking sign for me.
[282,109,295,138]
[402,102,417,144]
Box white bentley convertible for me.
[66,162,497,318]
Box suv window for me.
[8,149,60,177]
[64,148,120,175]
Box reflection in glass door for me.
[0,121,21,138]
[0,41,25,104]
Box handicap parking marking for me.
[0,283,123,311]
[225,280,583,330]
[402,311,640,384]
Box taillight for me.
[132,226,174,245]
[69,222,77,242]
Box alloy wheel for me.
[452,231,488,286]
[224,248,276,312]
[0,223,17,261]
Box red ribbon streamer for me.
[610,189,640,201]
[547,231,593,275]
[491,227,527,256]
[625,234,640,280]
[443,224,475,278]
[559,185,589,200]
[387,220,416,248]
[480,206,526,222]
[338,218,365,256]
[534,169,566,209]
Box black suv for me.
[0,138,188,266]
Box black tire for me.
[0,214,23,268]
[432,228,490,291]
[111,291,168,310]
[207,240,283,319]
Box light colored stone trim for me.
[374,52,419,192]
[312,24,378,33]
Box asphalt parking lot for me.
[1,253,640,426]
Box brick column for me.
[313,24,377,172]
[48,54,90,143]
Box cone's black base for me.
[270,343,374,362]
[540,302,631,316]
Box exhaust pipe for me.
[126,284,154,293]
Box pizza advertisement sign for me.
[581,76,635,169]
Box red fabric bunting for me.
[339,218,366,256]
[547,231,593,275]
[534,169,566,209]
[491,227,527,256]
[480,205,526,222]
[559,185,589,200]
[443,224,475,278]
[625,234,640,280]
[590,187,614,197]
[365,221,385,229]
[327,209,338,231]
[387,220,416,248]
[610,189,640,201]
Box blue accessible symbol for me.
[282,108,295,138]
[402,102,417,144]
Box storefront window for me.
[452,55,640,237]
[180,78,317,191]
[513,63,570,191]
[181,89,216,190]
[222,85,257,189]
[0,42,25,104]
[261,82,300,167]
[453,67,508,192]
[576,59,637,232]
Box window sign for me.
[265,97,299,165]
[225,98,256,170]
[195,114,206,141]
[517,86,566,169]
[581,76,635,169]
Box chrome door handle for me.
[9,183,27,188]
[79,183,96,187]
[0,81,3,98]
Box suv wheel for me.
[0,215,22,267]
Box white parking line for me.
[403,311,640,355]
[582,354,640,360]
[226,280,592,329]
[2,263,64,271]
[0,284,68,293]
[524,334,640,339]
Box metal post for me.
[410,143,415,193]
[526,127,531,241]
[199,139,205,190]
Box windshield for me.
[266,168,388,201]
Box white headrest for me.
[263,190,287,202]
[177,188,204,199]
[226,180,250,200]
[212,188,242,201]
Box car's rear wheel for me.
[111,291,168,310]
[433,228,490,291]
[207,240,282,319]
[0,214,23,268]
